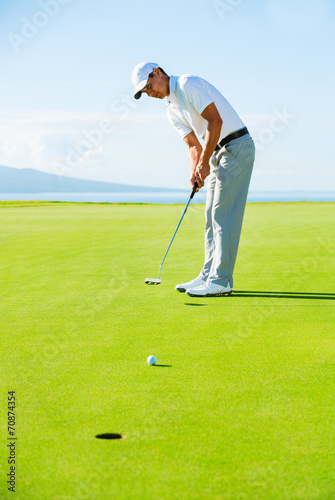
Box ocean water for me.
[0,192,335,203]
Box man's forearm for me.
[201,120,222,163]
[194,119,222,188]
[188,144,202,173]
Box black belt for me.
[214,127,249,152]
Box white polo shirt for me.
[166,74,245,143]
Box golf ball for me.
[147,355,157,365]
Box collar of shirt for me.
[166,75,177,105]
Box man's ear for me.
[153,67,161,76]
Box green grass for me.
[1,201,335,500]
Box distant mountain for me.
[0,166,183,193]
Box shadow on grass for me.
[184,303,207,306]
[234,290,335,300]
[96,433,125,440]
[153,364,172,368]
[183,291,335,301]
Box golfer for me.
[132,62,255,297]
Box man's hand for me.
[195,158,211,189]
[189,171,200,192]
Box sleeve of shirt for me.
[167,107,193,139]
[180,76,214,115]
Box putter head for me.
[145,278,161,285]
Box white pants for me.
[199,134,255,288]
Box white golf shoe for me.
[175,276,207,293]
[185,282,233,297]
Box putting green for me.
[1,201,334,500]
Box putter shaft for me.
[158,182,198,280]
[145,183,198,285]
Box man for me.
[132,62,255,297]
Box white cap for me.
[132,62,159,100]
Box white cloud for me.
[0,110,179,186]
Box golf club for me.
[145,182,198,285]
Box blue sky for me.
[0,0,334,191]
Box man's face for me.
[141,70,168,99]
